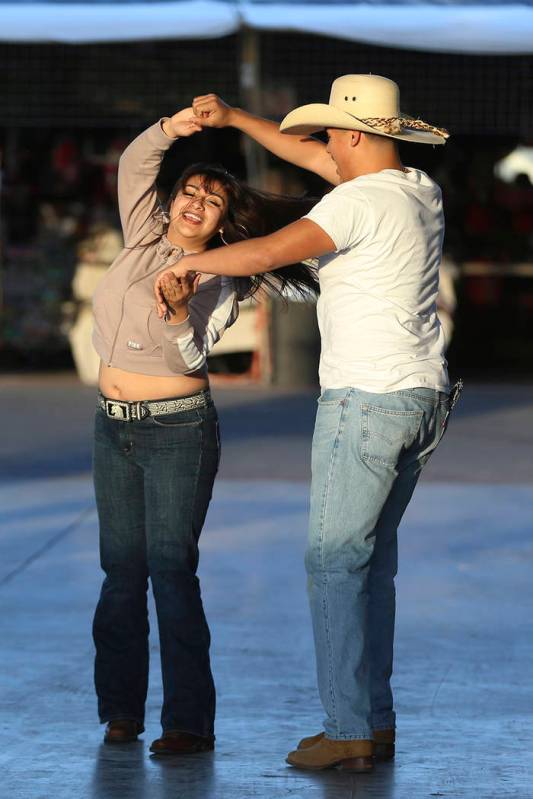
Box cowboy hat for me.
[280,74,449,146]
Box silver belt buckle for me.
[105,399,131,421]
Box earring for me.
[219,224,249,246]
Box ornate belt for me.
[98,389,211,422]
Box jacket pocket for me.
[123,300,161,357]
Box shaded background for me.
[1,14,532,381]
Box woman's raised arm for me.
[118,108,202,247]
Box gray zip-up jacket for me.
[92,120,240,377]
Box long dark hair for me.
[165,163,319,300]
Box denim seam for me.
[189,421,204,548]
[214,419,221,473]
[101,714,144,725]
[317,389,350,734]
[362,404,425,418]
[162,725,215,739]
[388,389,449,405]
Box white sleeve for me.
[160,279,239,374]
[303,186,369,252]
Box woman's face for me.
[168,175,228,249]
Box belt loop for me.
[136,402,149,421]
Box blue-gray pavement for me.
[1,375,532,798]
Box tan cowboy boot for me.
[287,737,374,772]
[298,728,395,761]
[297,731,324,749]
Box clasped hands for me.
[155,262,198,324]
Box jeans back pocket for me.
[361,404,423,470]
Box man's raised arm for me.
[192,94,339,186]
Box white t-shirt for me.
[304,168,449,393]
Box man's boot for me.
[298,728,395,761]
[287,737,374,772]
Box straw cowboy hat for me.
[280,74,449,146]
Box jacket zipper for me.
[107,259,179,366]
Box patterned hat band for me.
[360,116,450,140]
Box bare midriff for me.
[99,362,209,402]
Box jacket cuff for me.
[145,119,179,150]
[161,315,193,340]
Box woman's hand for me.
[162,108,203,139]
[191,94,235,128]
[155,259,197,316]
[155,269,200,322]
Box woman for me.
[91,107,317,755]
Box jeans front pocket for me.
[361,404,423,470]
[150,409,202,428]
[317,388,352,407]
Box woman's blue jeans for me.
[307,387,450,740]
[92,400,219,737]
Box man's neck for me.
[341,158,406,182]
[339,137,405,181]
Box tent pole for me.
[239,28,272,384]
[239,27,268,190]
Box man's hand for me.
[191,94,339,185]
[156,269,200,323]
[192,94,235,128]
[162,108,203,139]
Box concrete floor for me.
[0,375,532,798]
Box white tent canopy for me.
[0,2,239,43]
[1,1,533,54]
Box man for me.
[157,74,454,772]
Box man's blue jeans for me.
[92,401,219,737]
[307,386,450,740]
